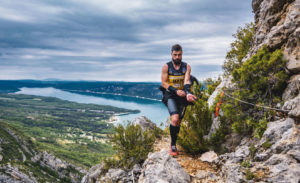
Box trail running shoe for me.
[170,145,178,156]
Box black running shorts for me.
[162,91,189,119]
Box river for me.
[16,87,169,126]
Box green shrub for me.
[245,169,255,180]
[253,118,268,139]
[204,77,222,95]
[241,160,251,168]
[103,157,120,173]
[232,45,288,103]
[249,143,257,158]
[177,83,212,155]
[223,23,254,75]
[107,122,156,169]
[262,139,272,149]
[220,46,288,137]
[208,119,230,153]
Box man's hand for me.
[176,90,186,97]
[186,93,197,102]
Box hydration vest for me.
[166,61,187,90]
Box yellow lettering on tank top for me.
[167,75,185,90]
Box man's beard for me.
[172,58,181,66]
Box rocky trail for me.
[153,136,220,183]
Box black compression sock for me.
[170,124,180,146]
[174,125,180,145]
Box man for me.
[161,44,197,156]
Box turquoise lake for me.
[16,87,169,126]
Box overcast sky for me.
[0,0,253,82]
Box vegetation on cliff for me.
[177,23,288,155]
[0,122,81,183]
[223,23,255,75]
[103,122,163,172]
[0,93,138,168]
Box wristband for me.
[168,86,177,95]
[184,84,192,95]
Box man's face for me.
[171,50,182,65]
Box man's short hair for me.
[171,44,182,52]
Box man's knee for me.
[171,114,180,126]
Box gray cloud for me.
[0,0,253,81]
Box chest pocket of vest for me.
[168,75,185,90]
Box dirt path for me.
[154,135,220,183]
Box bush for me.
[107,122,156,169]
[232,45,288,103]
[204,77,222,95]
[220,46,288,137]
[177,83,212,155]
[223,23,254,75]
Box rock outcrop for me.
[251,0,300,72]
[139,150,190,183]
[81,117,190,183]
[251,0,300,118]
[0,125,84,183]
[132,116,157,132]
[215,117,300,182]
[205,0,300,182]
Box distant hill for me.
[0,80,162,100]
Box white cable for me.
[222,91,290,112]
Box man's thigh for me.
[167,98,186,119]
[167,98,179,116]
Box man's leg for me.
[167,99,181,155]
[170,114,180,145]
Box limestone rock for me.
[207,76,232,108]
[215,117,300,182]
[103,168,126,182]
[132,116,157,132]
[31,151,85,182]
[0,154,2,162]
[251,0,300,72]
[139,150,190,183]
[200,151,218,163]
[195,170,218,181]
[283,94,300,119]
[81,163,104,183]
[206,76,233,140]
[205,116,221,140]
[82,163,142,183]
[282,74,300,101]
[263,154,300,182]
[260,118,293,144]
[219,159,245,183]
[0,174,23,183]
[1,165,37,183]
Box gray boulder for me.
[283,94,300,119]
[138,150,190,183]
[251,0,300,72]
[81,163,104,183]
[200,151,218,163]
[1,165,37,183]
[282,74,300,101]
[132,116,157,132]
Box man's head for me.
[171,44,182,66]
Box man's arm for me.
[184,64,197,102]
[184,64,192,85]
[161,64,170,90]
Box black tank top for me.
[166,61,187,90]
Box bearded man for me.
[161,44,197,156]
